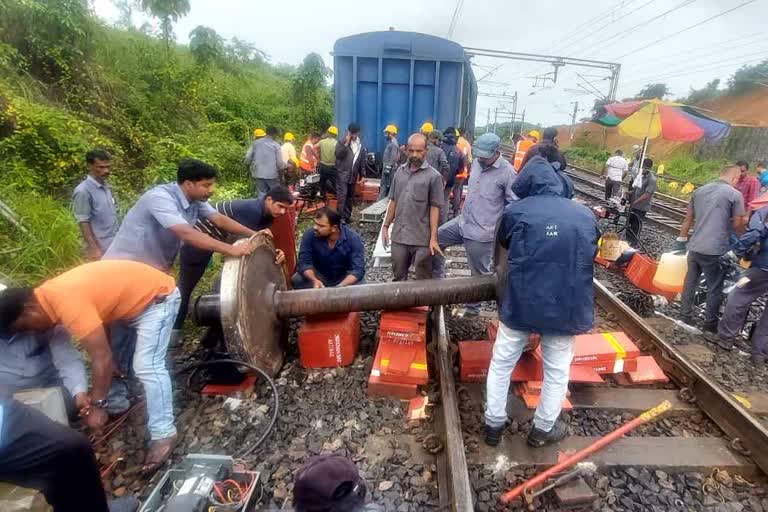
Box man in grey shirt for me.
[678,164,746,331]
[382,133,445,281]
[379,125,399,199]
[245,126,287,195]
[104,159,258,272]
[433,133,517,314]
[627,158,657,247]
[72,149,120,260]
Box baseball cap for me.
[294,454,365,512]
[473,133,501,159]
[429,130,443,142]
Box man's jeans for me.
[290,272,365,289]
[379,170,392,200]
[719,268,768,356]
[485,322,574,432]
[433,216,494,312]
[679,251,726,328]
[253,178,281,196]
[128,288,180,440]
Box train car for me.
[333,30,477,158]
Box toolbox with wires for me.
[140,454,259,512]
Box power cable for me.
[447,0,464,40]
[564,0,659,57]
[615,0,758,59]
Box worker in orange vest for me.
[456,127,473,176]
[513,130,540,171]
[300,132,321,176]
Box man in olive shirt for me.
[382,133,444,281]
[627,158,657,247]
[318,126,339,201]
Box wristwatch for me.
[92,399,108,409]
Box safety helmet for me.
[383,124,398,135]
[327,126,339,136]
[421,122,434,133]
[528,130,541,140]
[253,128,266,138]
[284,132,295,141]
[455,129,460,137]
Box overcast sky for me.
[93,0,767,127]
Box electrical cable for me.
[174,359,280,458]
[564,0,659,57]
[615,0,758,59]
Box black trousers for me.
[0,400,109,512]
[318,164,337,201]
[175,245,214,330]
[627,209,647,247]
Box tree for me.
[189,26,224,67]
[727,59,768,96]
[291,53,332,134]
[226,37,269,65]
[634,83,670,100]
[683,79,721,105]
[138,0,190,48]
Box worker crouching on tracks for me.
[0,260,182,475]
[485,162,599,448]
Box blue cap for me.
[473,133,501,158]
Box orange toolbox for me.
[379,308,428,343]
[372,334,428,385]
[457,340,544,383]
[298,312,360,368]
[367,372,419,400]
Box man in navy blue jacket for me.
[292,207,366,289]
[485,155,599,448]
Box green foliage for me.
[634,83,670,100]
[0,0,332,282]
[658,154,723,183]
[564,144,612,166]
[138,0,191,47]
[189,25,224,68]
[727,59,768,96]
[681,79,722,105]
[0,0,93,83]
[291,53,333,134]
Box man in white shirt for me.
[602,149,628,200]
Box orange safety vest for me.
[514,139,534,171]
[300,141,318,172]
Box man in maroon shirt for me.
[736,160,759,214]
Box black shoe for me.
[751,354,766,365]
[679,315,694,326]
[484,425,504,447]
[702,331,734,351]
[527,420,569,448]
[702,323,718,334]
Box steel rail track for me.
[593,279,768,477]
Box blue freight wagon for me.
[333,30,477,157]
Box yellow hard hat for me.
[528,130,541,140]
[455,129,460,137]
[384,124,398,135]
[253,128,266,138]
[284,132,295,141]
[328,126,338,136]
[421,122,434,133]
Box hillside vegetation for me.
[0,0,332,284]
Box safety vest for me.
[300,141,317,172]
[514,139,534,171]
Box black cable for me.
[175,359,280,458]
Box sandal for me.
[141,435,177,476]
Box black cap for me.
[294,454,364,512]
[542,127,558,142]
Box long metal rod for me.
[273,274,496,318]
[464,47,620,68]
[594,278,768,477]
[433,306,474,511]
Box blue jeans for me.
[291,272,364,289]
[128,288,180,440]
[433,216,494,312]
[485,322,574,432]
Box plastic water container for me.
[653,251,688,294]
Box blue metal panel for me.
[333,31,477,157]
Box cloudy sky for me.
[93,0,767,127]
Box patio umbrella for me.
[593,98,731,142]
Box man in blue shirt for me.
[104,159,258,271]
[292,207,366,289]
[72,149,121,260]
[245,126,287,195]
[174,186,294,341]
[485,161,599,449]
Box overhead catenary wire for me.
[614,0,759,59]
[620,54,768,89]
[447,0,464,40]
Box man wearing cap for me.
[300,132,321,176]
[380,124,399,199]
[426,130,450,183]
[434,133,517,316]
[517,127,567,173]
[281,132,299,184]
[245,126,287,194]
[382,133,445,281]
[318,126,339,202]
[441,127,469,219]
[513,130,540,171]
[335,123,366,224]
[294,454,366,512]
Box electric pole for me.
[570,101,579,141]
[493,107,498,135]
